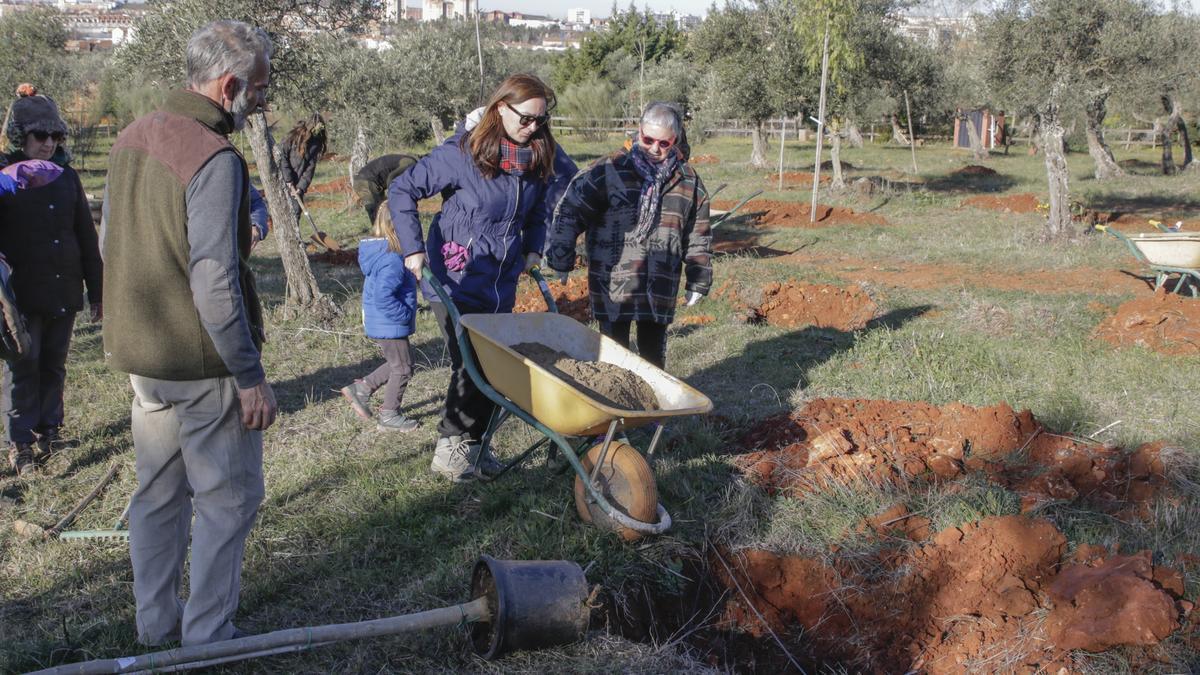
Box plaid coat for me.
[547,150,712,324]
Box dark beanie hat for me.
[5,92,68,148]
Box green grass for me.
[2,131,1200,672]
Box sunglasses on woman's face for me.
[639,134,674,150]
[503,102,550,128]
[31,131,65,143]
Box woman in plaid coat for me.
[547,102,712,369]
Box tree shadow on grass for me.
[1082,192,1200,216]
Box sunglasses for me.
[503,101,551,128]
[31,131,65,143]
[639,134,674,150]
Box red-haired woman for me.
[388,73,577,483]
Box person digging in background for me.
[0,90,102,476]
[279,112,327,217]
[101,19,276,646]
[547,102,712,370]
[387,73,577,483]
[353,153,418,225]
[340,201,419,433]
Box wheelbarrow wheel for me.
[573,441,658,542]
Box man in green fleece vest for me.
[102,20,276,647]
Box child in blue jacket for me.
[341,203,419,432]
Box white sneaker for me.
[431,435,478,483]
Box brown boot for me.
[8,442,34,476]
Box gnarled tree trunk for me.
[750,120,770,168]
[1085,92,1123,180]
[348,123,370,210]
[830,126,845,190]
[890,113,909,145]
[846,122,864,148]
[1038,108,1073,241]
[964,112,988,161]
[245,112,341,321]
[1161,93,1180,175]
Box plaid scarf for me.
[628,144,678,242]
[498,137,534,176]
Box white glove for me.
[525,252,541,272]
[686,291,702,307]
[557,272,569,284]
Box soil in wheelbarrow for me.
[511,343,660,411]
[1094,287,1200,355]
[712,199,890,228]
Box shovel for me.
[289,184,341,251]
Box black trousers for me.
[3,312,75,444]
[362,337,413,413]
[598,319,668,369]
[431,302,496,441]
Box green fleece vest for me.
[103,90,263,381]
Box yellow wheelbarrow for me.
[423,267,712,540]
[1096,224,1200,297]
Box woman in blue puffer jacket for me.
[388,73,577,483]
[339,204,419,433]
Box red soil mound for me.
[712,199,889,227]
[952,164,997,176]
[717,516,1189,671]
[737,397,1170,519]
[307,248,357,265]
[714,280,878,331]
[960,192,1041,214]
[690,154,720,165]
[307,177,350,195]
[765,171,830,188]
[677,314,715,326]
[513,275,591,322]
[1094,287,1200,355]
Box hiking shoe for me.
[35,428,67,460]
[377,410,419,433]
[340,380,373,419]
[8,442,33,477]
[473,442,504,479]
[431,435,479,483]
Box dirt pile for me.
[714,280,878,331]
[960,192,1041,214]
[717,516,1190,671]
[737,397,1170,518]
[713,199,889,227]
[307,177,350,195]
[676,314,715,326]
[690,154,720,165]
[952,164,998,176]
[513,275,591,322]
[511,343,659,411]
[765,171,830,188]
[1094,287,1200,355]
[307,248,357,265]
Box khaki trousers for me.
[127,374,264,646]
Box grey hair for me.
[186,20,272,88]
[640,102,682,137]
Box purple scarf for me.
[628,144,678,241]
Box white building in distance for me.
[567,8,589,24]
[421,0,474,21]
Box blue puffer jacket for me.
[359,238,417,339]
[388,131,577,313]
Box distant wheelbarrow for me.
[1096,224,1200,297]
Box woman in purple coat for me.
[388,73,577,483]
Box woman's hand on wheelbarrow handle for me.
[404,252,426,278]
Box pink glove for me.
[441,240,469,272]
[1,160,63,190]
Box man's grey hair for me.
[640,102,683,137]
[186,20,272,88]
